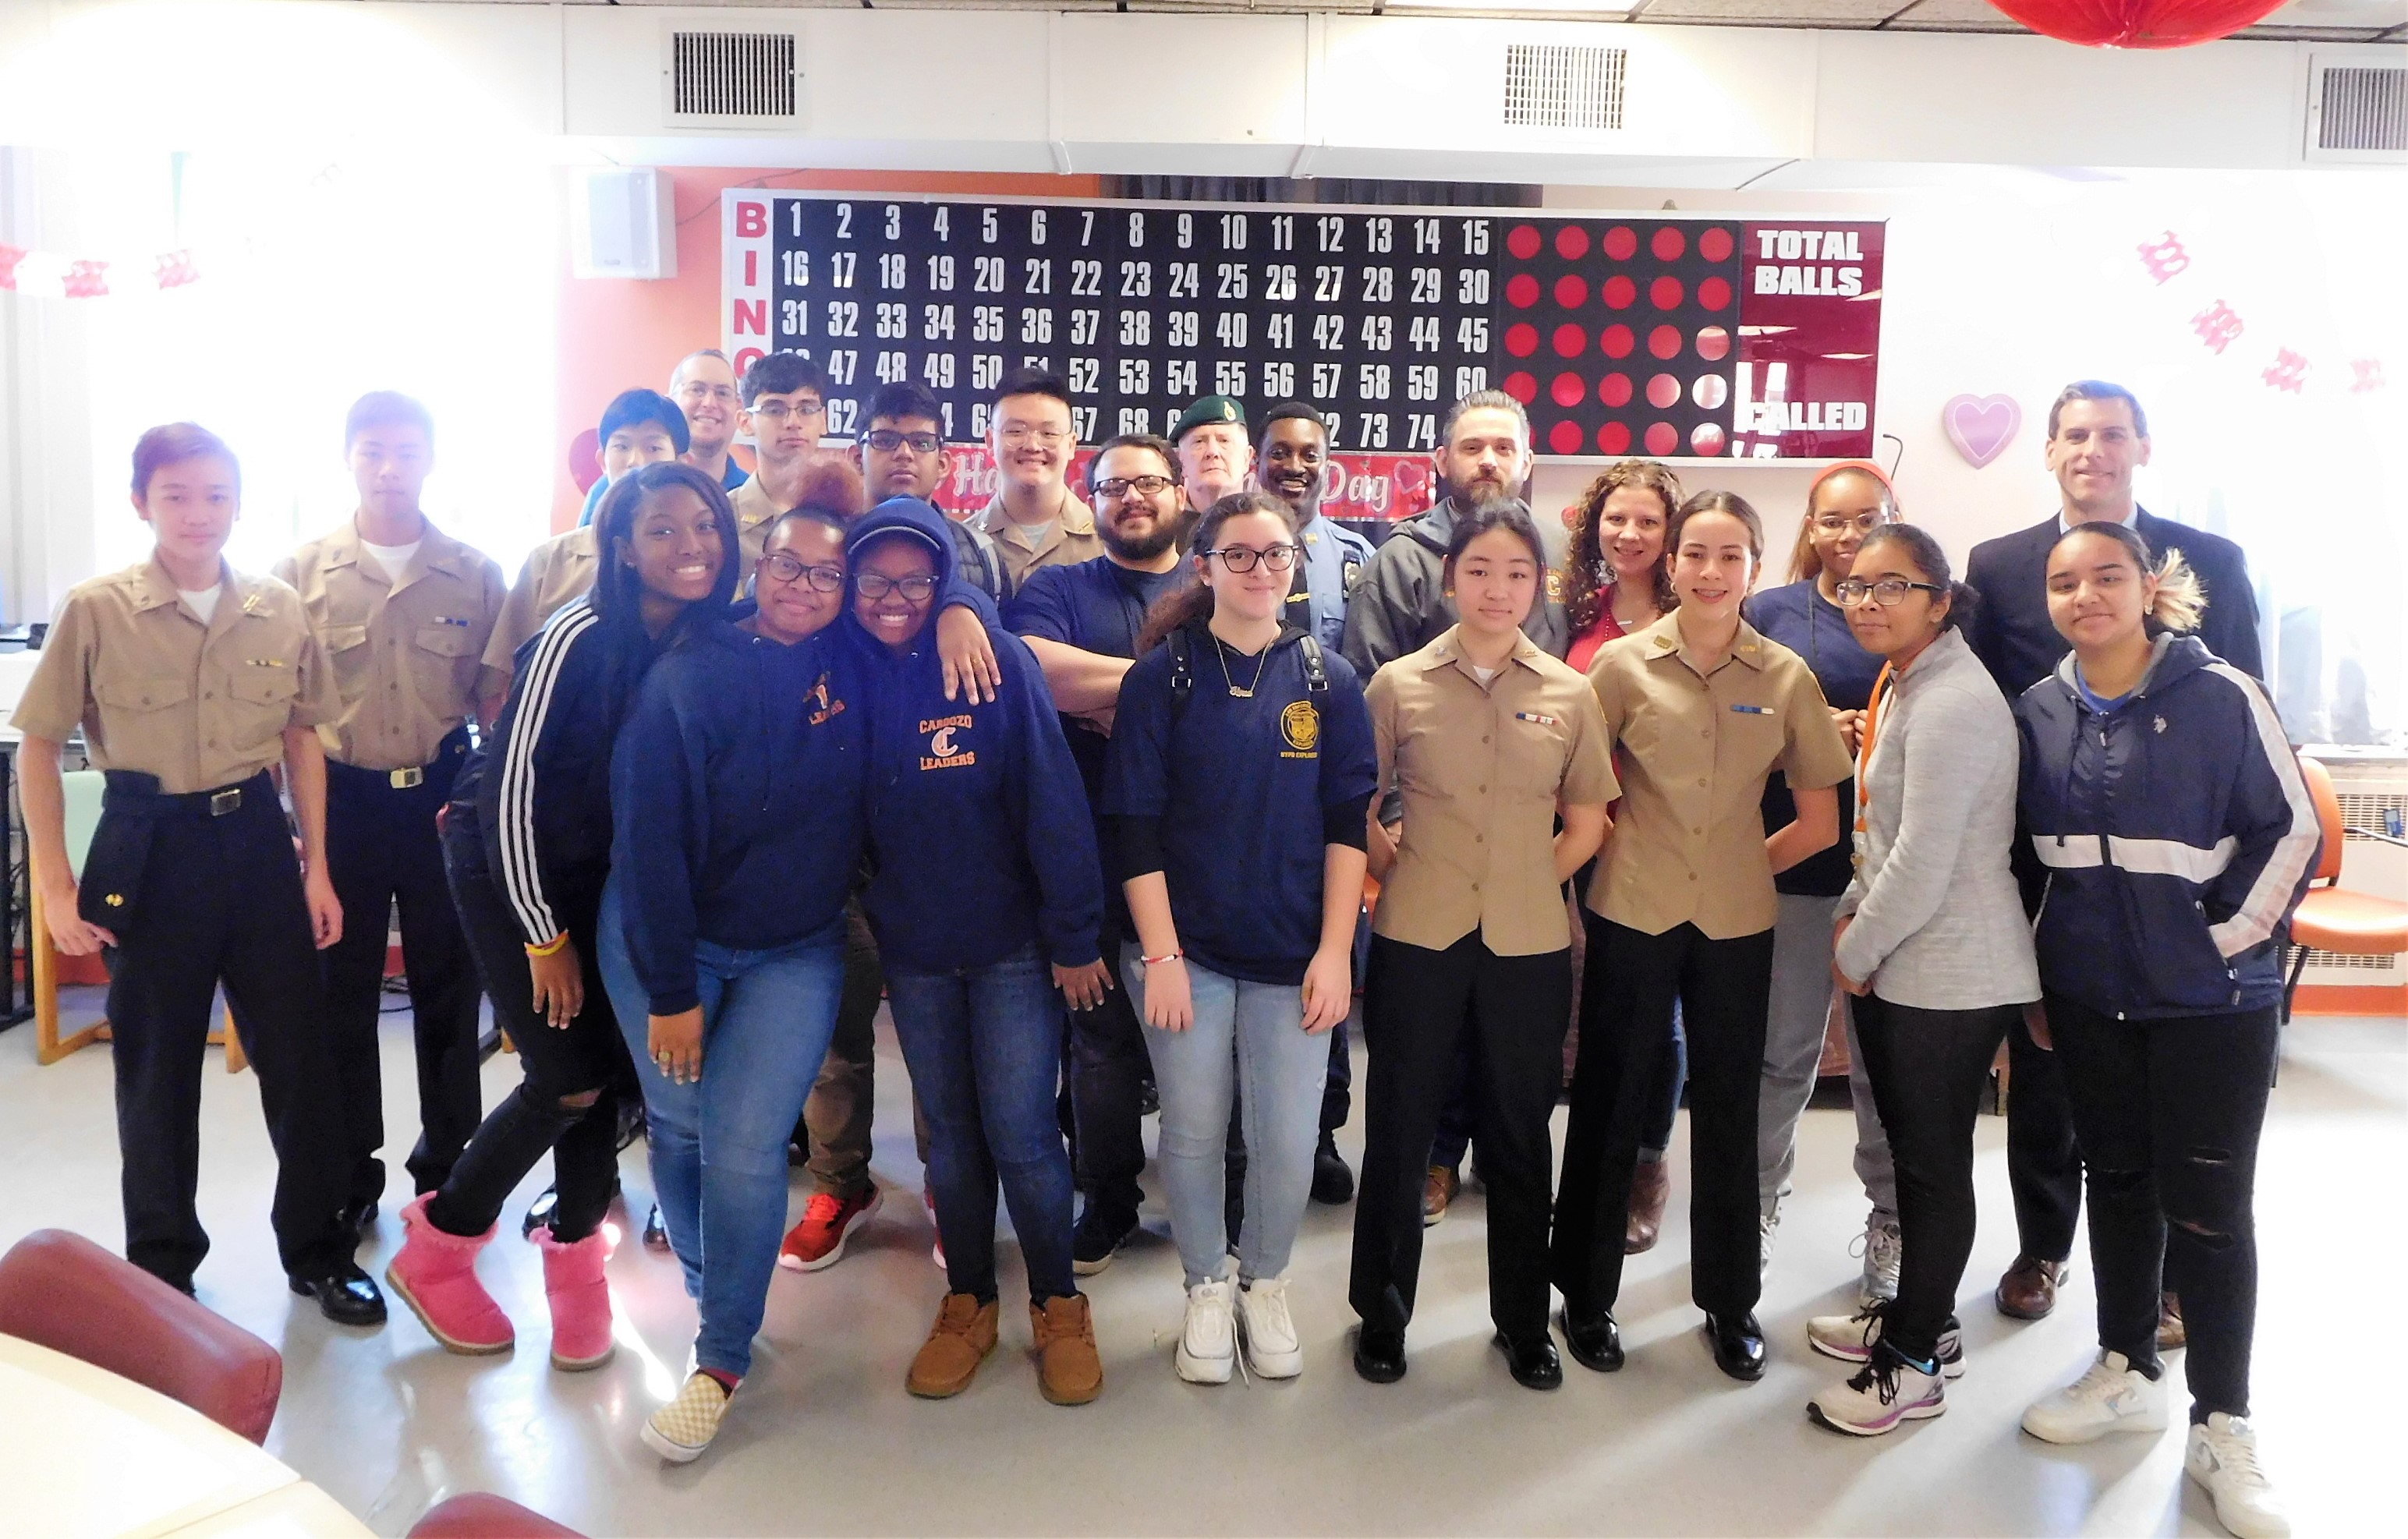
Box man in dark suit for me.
[1966,379,2264,1336]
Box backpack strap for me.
[1167,626,1195,720]
[1298,633,1330,695]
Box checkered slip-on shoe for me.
[641,1371,734,1463]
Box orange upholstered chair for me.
[408,1494,586,1538]
[2284,757,2408,1019]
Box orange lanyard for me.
[1853,661,1895,852]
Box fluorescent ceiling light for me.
[1389,2,1644,16]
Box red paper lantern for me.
[1985,0,2289,48]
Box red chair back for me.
[409,1494,586,1538]
[2300,756,2346,883]
[0,1229,282,1444]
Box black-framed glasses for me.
[1093,475,1175,500]
[1204,543,1300,573]
[1834,576,1945,607]
[759,553,844,592]
[749,400,825,423]
[855,572,939,602]
[863,428,943,455]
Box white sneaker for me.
[640,1371,733,1463]
[1236,1276,1303,1379]
[2020,1350,2169,1445]
[2186,1413,2290,1538]
[1758,1207,1780,1279]
[1174,1277,1236,1384]
[1808,1348,1946,1438]
[1804,1303,1964,1378]
[1853,1219,1903,1304]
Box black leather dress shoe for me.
[643,1203,671,1251]
[1704,1311,1766,1382]
[1353,1326,1408,1384]
[1310,1133,1355,1206]
[290,1261,388,1326]
[1560,1309,1625,1373]
[1494,1332,1563,1390]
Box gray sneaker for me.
[1854,1219,1903,1304]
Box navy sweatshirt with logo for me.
[845,497,1103,975]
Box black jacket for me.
[1966,508,2263,699]
[1339,497,1570,677]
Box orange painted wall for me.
[552,166,1104,532]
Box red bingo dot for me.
[1648,324,1684,359]
[1553,274,1589,309]
[1695,326,1731,362]
[1603,226,1638,261]
[1699,227,1736,264]
[1505,273,1541,309]
[1550,372,1587,409]
[1651,276,1685,310]
[1503,371,1538,405]
[1555,225,1591,261]
[1646,373,1682,409]
[1549,420,1585,455]
[1600,324,1635,359]
[1651,227,1686,262]
[1553,324,1588,358]
[1645,422,1679,457]
[1691,423,1729,456]
[1507,224,1542,260]
[1504,322,1539,358]
[1597,422,1633,456]
[1598,373,1633,408]
[1697,276,1733,311]
[1601,274,1637,310]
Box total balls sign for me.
[724,192,1885,462]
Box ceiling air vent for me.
[2305,58,2405,164]
[670,30,798,121]
[1502,44,1627,133]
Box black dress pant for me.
[2006,1012,2084,1264]
[1070,907,1152,1222]
[2052,996,2278,1419]
[1350,932,1571,1342]
[1553,916,1773,1321]
[423,819,621,1244]
[1852,994,2018,1364]
[322,734,483,1206]
[101,774,352,1286]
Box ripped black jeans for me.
[2050,996,2279,1420]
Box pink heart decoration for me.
[1942,394,2020,469]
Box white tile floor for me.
[0,989,2396,1537]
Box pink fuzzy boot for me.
[533,1225,616,1371]
[385,1194,513,1354]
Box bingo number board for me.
[724,191,1886,462]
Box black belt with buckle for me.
[208,787,243,816]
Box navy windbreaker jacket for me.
[2016,633,2319,1020]
[845,497,1103,975]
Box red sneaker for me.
[777,1187,884,1272]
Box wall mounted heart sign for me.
[1942,394,2020,469]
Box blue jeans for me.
[597,879,846,1379]
[886,943,1078,1305]
[1124,949,1328,1286]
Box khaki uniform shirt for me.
[728,475,785,574]
[978,492,1103,593]
[11,557,338,794]
[483,525,599,684]
[1585,611,1854,939]
[1367,626,1620,957]
[274,518,506,771]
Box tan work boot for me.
[1030,1293,1103,1406]
[907,1292,1000,1398]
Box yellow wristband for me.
[524,933,569,958]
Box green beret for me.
[1171,394,1247,443]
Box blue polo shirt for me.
[1103,624,1378,985]
[1745,578,1886,899]
[1284,510,1376,652]
[580,457,750,526]
[1004,555,1190,801]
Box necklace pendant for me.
[1227,686,1253,698]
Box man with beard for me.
[1340,390,1569,675]
[1007,435,1191,1275]
[1170,394,1252,528]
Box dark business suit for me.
[1965,506,2264,1267]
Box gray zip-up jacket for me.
[1340,497,1570,675]
[1833,625,2040,1010]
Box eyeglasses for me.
[1093,475,1175,500]
[1834,576,1945,607]
[997,425,1068,448]
[759,553,844,592]
[855,572,939,603]
[749,400,825,423]
[678,384,738,402]
[1204,544,1300,573]
[1815,513,1889,536]
[862,428,943,455]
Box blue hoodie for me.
[844,497,1103,975]
[2017,632,2319,1020]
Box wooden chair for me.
[30,769,246,1070]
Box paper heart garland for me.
[1942,394,2021,469]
